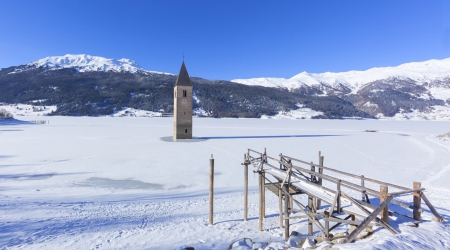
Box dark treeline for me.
[0,66,375,118]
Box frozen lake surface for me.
[1,117,450,249]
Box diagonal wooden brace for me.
[343,195,393,243]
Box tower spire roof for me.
[174,61,192,86]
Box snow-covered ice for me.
[1,117,450,249]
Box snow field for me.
[1,117,450,249]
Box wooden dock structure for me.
[241,148,445,243]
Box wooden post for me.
[361,175,365,202]
[310,161,316,182]
[413,182,421,221]
[380,185,389,225]
[279,186,283,229]
[284,183,290,240]
[258,171,263,231]
[349,214,356,233]
[262,171,266,218]
[324,210,330,238]
[308,195,313,235]
[209,154,214,225]
[310,161,317,214]
[244,154,248,221]
[316,154,324,210]
[337,180,341,214]
[290,197,294,215]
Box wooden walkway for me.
[241,148,445,243]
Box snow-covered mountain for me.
[15,54,173,75]
[232,58,450,95]
[232,58,450,119]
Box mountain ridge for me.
[5,54,173,76]
[232,57,450,95]
[1,54,449,119]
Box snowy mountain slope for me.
[232,58,450,94]
[233,58,450,118]
[11,54,173,75]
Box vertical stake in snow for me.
[258,170,263,231]
[243,154,249,221]
[413,182,421,221]
[209,154,214,225]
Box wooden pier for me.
[241,148,444,243]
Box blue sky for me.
[1,1,450,80]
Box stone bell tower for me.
[173,61,193,140]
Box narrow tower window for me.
[185,129,188,133]
[183,90,187,97]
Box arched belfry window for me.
[183,90,187,97]
[185,129,188,133]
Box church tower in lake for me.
[173,61,193,140]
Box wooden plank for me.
[421,192,445,222]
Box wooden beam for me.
[389,187,425,197]
[389,198,422,213]
[421,192,445,222]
